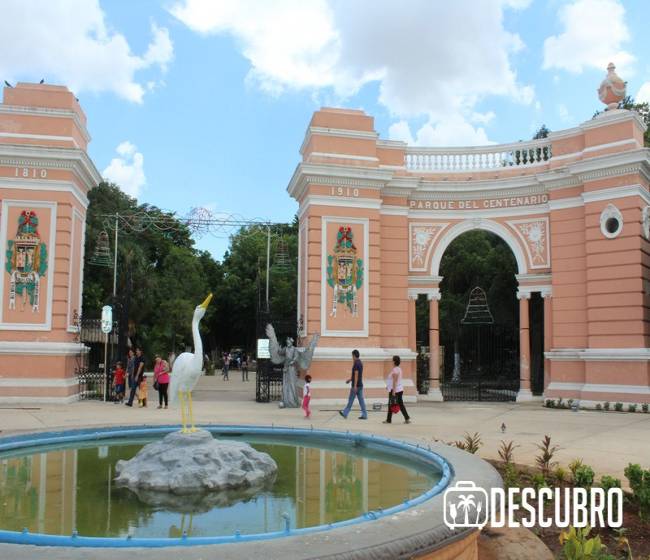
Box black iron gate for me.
[75,316,119,401]
[255,361,283,402]
[439,287,519,401]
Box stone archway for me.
[425,219,535,402]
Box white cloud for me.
[543,0,634,74]
[103,141,146,198]
[170,0,533,145]
[0,1,173,103]
[389,117,492,147]
[637,83,650,104]
[558,103,571,122]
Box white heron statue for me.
[169,293,212,433]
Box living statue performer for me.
[169,293,212,432]
[266,324,319,408]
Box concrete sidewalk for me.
[1,377,648,482]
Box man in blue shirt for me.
[339,349,368,420]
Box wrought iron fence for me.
[255,361,283,403]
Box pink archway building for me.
[289,101,650,406]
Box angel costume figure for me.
[266,324,320,408]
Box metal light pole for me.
[112,213,118,298]
[266,224,271,312]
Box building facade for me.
[288,102,650,406]
[0,83,101,403]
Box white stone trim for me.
[0,199,57,331]
[583,184,650,205]
[0,177,88,208]
[506,216,551,270]
[67,208,83,331]
[548,196,583,210]
[409,274,443,285]
[0,144,102,189]
[599,203,623,239]
[517,285,552,298]
[0,341,88,355]
[546,381,650,395]
[0,394,80,404]
[300,126,378,155]
[408,287,439,300]
[430,218,528,276]
[583,138,641,153]
[298,195,382,219]
[408,222,449,272]
[313,347,417,361]
[0,131,80,148]
[0,376,79,387]
[545,348,650,361]
[308,152,379,163]
[298,219,308,337]
[380,205,409,216]
[407,204,549,220]
[320,217,370,338]
[0,104,91,143]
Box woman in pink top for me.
[384,355,411,424]
[154,355,171,409]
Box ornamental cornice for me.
[0,145,101,190]
[287,162,393,200]
[568,149,650,184]
[407,183,548,201]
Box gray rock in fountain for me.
[114,429,277,511]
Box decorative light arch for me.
[430,218,528,276]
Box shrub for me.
[643,403,649,413]
[569,459,584,481]
[502,462,520,490]
[600,476,622,518]
[545,398,555,408]
[567,398,574,409]
[574,465,595,489]
[628,403,637,413]
[559,526,613,559]
[624,463,650,521]
[498,440,519,464]
[535,435,560,477]
[595,403,603,411]
[453,432,482,454]
[555,466,568,484]
[531,473,548,490]
[557,397,566,409]
[614,402,623,412]
[603,402,610,411]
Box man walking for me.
[125,347,145,407]
[339,349,368,420]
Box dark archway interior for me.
[416,230,544,400]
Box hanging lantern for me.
[273,237,292,271]
[89,231,112,267]
[461,287,494,325]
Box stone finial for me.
[598,62,626,110]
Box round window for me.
[605,217,620,235]
[600,204,623,239]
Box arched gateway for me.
[288,99,650,406]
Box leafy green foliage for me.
[624,463,650,521]
[535,435,560,476]
[498,440,519,464]
[82,182,297,360]
[574,465,595,489]
[559,526,615,559]
[453,432,482,454]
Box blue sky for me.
[2,0,649,258]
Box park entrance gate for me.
[439,287,519,401]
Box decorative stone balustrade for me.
[404,138,552,172]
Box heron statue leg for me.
[188,391,197,432]
[179,391,188,433]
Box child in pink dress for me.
[302,375,312,419]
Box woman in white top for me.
[302,374,312,419]
[384,355,411,424]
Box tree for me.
[532,124,550,139]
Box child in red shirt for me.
[113,362,126,403]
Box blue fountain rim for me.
[0,424,453,548]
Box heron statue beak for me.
[199,293,213,309]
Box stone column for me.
[427,290,443,401]
[542,288,553,392]
[407,294,417,352]
[517,291,532,401]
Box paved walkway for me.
[2,376,649,482]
